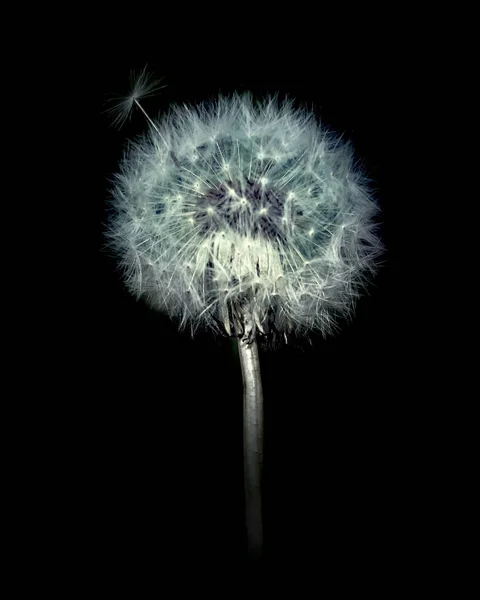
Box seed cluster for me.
[109,94,382,339]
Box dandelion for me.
[106,74,383,558]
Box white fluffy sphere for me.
[108,93,382,340]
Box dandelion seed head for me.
[108,93,383,340]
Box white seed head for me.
[107,93,383,340]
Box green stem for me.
[237,336,264,559]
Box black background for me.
[91,25,435,580]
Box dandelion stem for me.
[237,335,263,559]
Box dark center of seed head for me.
[195,178,287,240]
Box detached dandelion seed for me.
[106,73,383,559]
[105,67,167,129]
